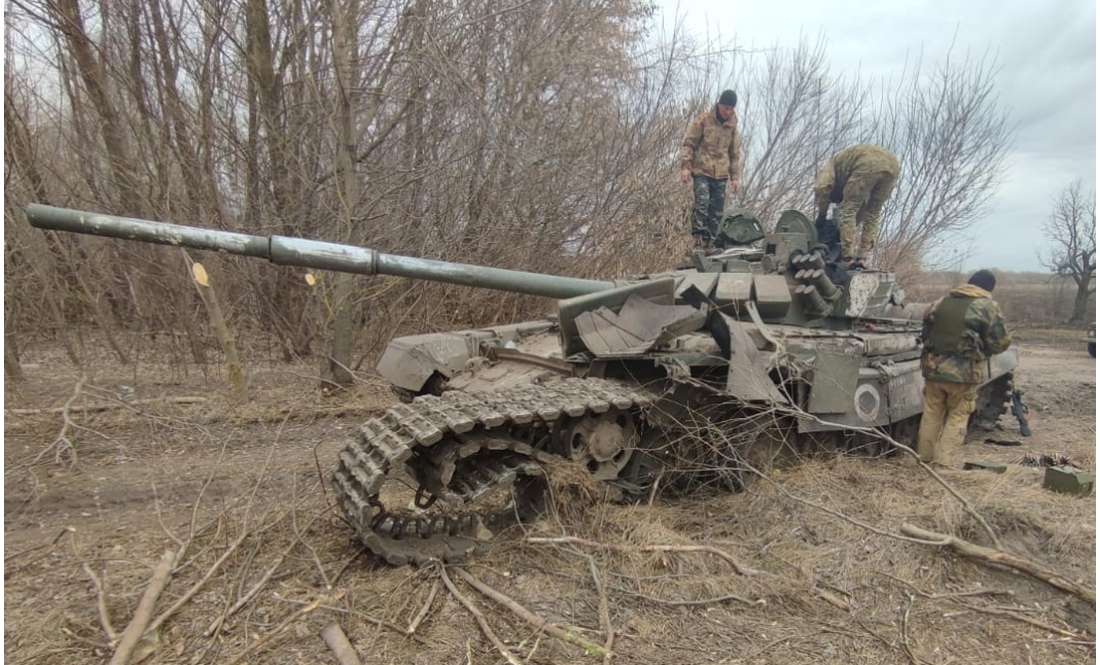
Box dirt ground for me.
[4,327,1096,665]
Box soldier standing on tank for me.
[812,143,900,264]
[680,90,742,248]
[916,270,1012,468]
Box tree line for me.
[5,0,1020,382]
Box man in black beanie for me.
[916,269,1012,468]
[680,89,742,248]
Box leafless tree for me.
[870,48,1013,276]
[3,1,1017,382]
[1039,180,1096,323]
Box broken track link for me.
[332,377,654,566]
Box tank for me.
[24,203,1019,565]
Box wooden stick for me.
[438,565,522,665]
[108,549,176,665]
[8,396,207,416]
[898,593,921,665]
[900,523,1095,604]
[272,596,429,645]
[321,624,363,665]
[406,579,438,635]
[31,375,86,466]
[453,567,608,657]
[526,536,773,577]
[189,260,247,402]
[222,593,334,665]
[83,563,119,645]
[607,584,761,607]
[204,539,292,636]
[146,527,249,635]
[586,556,614,664]
[813,586,851,612]
[956,602,1094,642]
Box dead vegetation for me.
[3,323,1095,665]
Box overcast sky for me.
[656,0,1096,272]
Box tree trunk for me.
[323,0,361,388]
[53,0,145,215]
[191,263,247,402]
[5,336,25,381]
[1070,277,1091,323]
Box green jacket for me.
[813,144,900,217]
[920,283,1012,384]
[680,106,742,180]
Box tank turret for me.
[25,203,1019,566]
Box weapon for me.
[24,202,1021,567]
[1010,388,1032,437]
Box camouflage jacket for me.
[813,144,900,215]
[920,283,1012,384]
[680,106,742,180]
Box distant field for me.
[905,271,1095,327]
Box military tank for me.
[24,204,1019,565]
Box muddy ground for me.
[4,327,1095,664]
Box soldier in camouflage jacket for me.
[916,270,1012,467]
[813,143,899,262]
[680,90,742,245]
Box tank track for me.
[332,377,654,566]
[972,372,1013,430]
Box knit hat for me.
[718,90,737,107]
[968,269,996,292]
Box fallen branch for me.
[406,579,438,635]
[898,593,922,665]
[222,592,338,665]
[31,375,86,467]
[204,535,295,636]
[9,396,208,416]
[437,565,522,665]
[955,601,1094,642]
[526,536,772,578]
[607,584,761,607]
[272,596,429,645]
[813,586,851,612]
[900,523,1095,604]
[108,549,176,665]
[453,566,609,657]
[321,623,363,665]
[586,556,614,665]
[146,527,250,636]
[696,394,1004,549]
[874,570,1014,600]
[83,563,119,646]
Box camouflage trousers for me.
[691,175,727,240]
[916,379,978,467]
[836,169,897,259]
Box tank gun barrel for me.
[24,204,615,299]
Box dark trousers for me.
[691,175,726,239]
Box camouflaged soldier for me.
[680,90,742,247]
[916,270,1012,467]
[813,144,899,263]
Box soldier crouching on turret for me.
[813,143,900,266]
